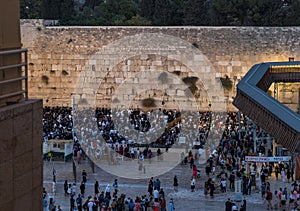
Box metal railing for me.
[0,48,28,100]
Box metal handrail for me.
[0,48,28,100]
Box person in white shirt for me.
[153,188,159,201]
[231,203,238,211]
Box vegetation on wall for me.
[41,75,49,84]
[142,98,156,107]
[220,75,233,90]
[20,0,300,26]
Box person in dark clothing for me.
[82,170,87,183]
[173,175,178,192]
[80,182,85,198]
[225,198,232,211]
[94,181,99,196]
[240,199,247,211]
[229,172,235,190]
[76,194,82,211]
[64,180,68,196]
[70,195,75,211]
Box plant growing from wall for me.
[220,75,233,90]
[62,70,69,76]
[182,76,199,86]
[41,75,49,84]
[192,42,199,48]
[172,70,181,76]
[142,98,156,107]
[182,76,199,97]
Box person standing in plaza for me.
[82,170,87,183]
[105,184,111,199]
[240,199,247,211]
[275,165,280,180]
[48,198,55,211]
[261,182,266,199]
[192,164,197,178]
[76,194,82,211]
[169,198,175,211]
[70,194,75,211]
[266,188,273,210]
[77,149,81,164]
[247,176,252,195]
[273,190,279,210]
[191,178,195,192]
[225,198,232,211]
[52,182,56,197]
[287,167,291,183]
[153,188,159,202]
[80,182,85,198]
[64,180,68,196]
[173,175,178,192]
[43,196,48,211]
[72,183,77,196]
[94,181,99,196]
[231,202,238,211]
[229,172,235,190]
[281,168,286,182]
[112,179,118,195]
[220,177,227,193]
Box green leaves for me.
[20,0,300,26]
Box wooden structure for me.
[234,62,300,153]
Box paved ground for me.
[43,156,295,211]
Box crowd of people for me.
[44,171,176,211]
[43,106,73,141]
[42,106,298,211]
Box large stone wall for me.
[21,19,300,111]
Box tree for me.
[169,0,184,25]
[126,15,152,26]
[20,0,42,19]
[41,0,61,19]
[247,0,289,26]
[84,0,103,9]
[153,0,171,25]
[139,0,155,21]
[283,0,300,26]
[60,0,76,25]
[93,0,138,25]
[183,0,211,25]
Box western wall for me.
[21,19,300,112]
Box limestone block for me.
[218,61,229,66]
[231,61,242,66]
[233,66,241,73]
[194,54,204,61]
[227,66,232,73]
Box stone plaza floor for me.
[43,156,294,211]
